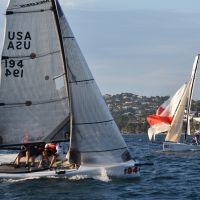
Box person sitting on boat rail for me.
[42,143,57,168]
[39,142,66,168]
[15,145,29,168]
[39,143,56,168]
[30,144,45,167]
[192,131,200,145]
[15,145,44,168]
[195,133,200,144]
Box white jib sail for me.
[0,0,70,145]
[56,1,131,165]
[165,81,191,142]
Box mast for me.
[51,0,73,143]
[185,55,199,140]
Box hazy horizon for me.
[1,0,200,99]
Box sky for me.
[1,0,200,98]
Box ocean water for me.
[0,134,200,200]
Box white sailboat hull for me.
[163,141,200,151]
[0,154,139,179]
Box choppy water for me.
[1,134,200,200]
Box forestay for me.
[0,0,70,146]
[56,1,131,165]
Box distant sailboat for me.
[0,0,139,178]
[147,55,200,151]
[147,83,187,141]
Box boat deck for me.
[0,153,74,174]
[0,163,49,173]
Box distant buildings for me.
[104,93,200,133]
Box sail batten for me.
[63,37,75,39]
[0,97,68,107]
[6,8,52,15]
[73,119,114,126]
[2,50,60,60]
[74,147,127,153]
[6,0,52,11]
[69,79,94,84]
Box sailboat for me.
[0,0,139,179]
[147,55,200,151]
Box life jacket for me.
[45,143,57,154]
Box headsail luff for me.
[0,0,70,146]
[147,83,187,141]
[56,0,131,165]
[165,55,199,142]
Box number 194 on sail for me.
[5,59,24,78]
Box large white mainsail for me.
[55,1,131,165]
[165,55,199,142]
[0,0,70,145]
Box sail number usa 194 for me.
[5,59,24,78]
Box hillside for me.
[104,93,200,133]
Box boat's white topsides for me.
[0,153,18,164]
[0,154,140,179]
[163,141,200,151]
